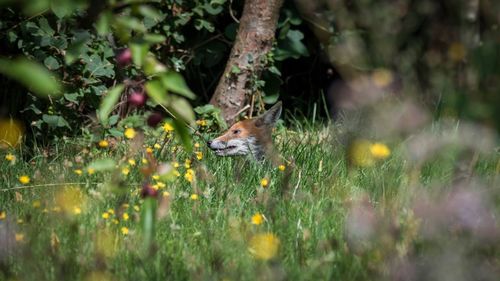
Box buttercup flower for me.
[87,168,95,175]
[278,165,286,171]
[196,151,203,160]
[128,159,136,166]
[74,169,83,175]
[102,212,110,219]
[251,213,265,225]
[121,167,130,176]
[122,213,129,221]
[190,194,199,200]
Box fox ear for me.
[255,101,282,127]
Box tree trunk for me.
[210,0,284,125]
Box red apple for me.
[147,112,164,127]
[128,91,147,107]
[116,48,132,66]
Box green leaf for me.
[170,97,195,124]
[0,57,62,97]
[87,158,116,171]
[96,11,112,36]
[172,118,192,153]
[42,114,70,128]
[44,56,60,70]
[50,0,75,18]
[143,34,166,44]
[98,84,124,125]
[160,72,195,99]
[145,79,168,105]
[194,104,216,114]
[144,56,167,76]
[141,197,157,250]
[130,43,149,67]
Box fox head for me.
[207,102,282,160]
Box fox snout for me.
[207,138,251,157]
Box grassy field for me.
[0,122,498,281]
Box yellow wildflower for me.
[107,208,115,215]
[348,139,375,167]
[190,194,199,200]
[196,151,203,160]
[124,128,136,139]
[32,200,41,208]
[251,213,265,225]
[15,233,25,242]
[163,122,174,132]
[156,182,166,189]
[128,159,136,166]
[184,169,195,183]
[154,143,161,149]
[121,167,130,176]
[74,169,83,175]
[174,170,181,177]
[196,119,207,127]
[87,168,95,175]
[142,158,148,164]
[122,213,129,221]
[152,175,160,180]
[370,143,391,159]
[121,227,129,235]
[194,142,200,148]
[19,175,30,185]
[102,212,110,219]
[146,147,153,153]
[163,191,170,197]
[278,165,286,171]
[0,211,6,220]
[173,162,180,168]
[248,233,280,260]
[5,153,15,162]
[184,159,191,168]
[73,207,82,215]
[133,205,140,212]
[98,140,109,148]
[112,219,119,225]
[260,178,269,188]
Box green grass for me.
[0,123,498,281]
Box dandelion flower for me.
[128,159,136,166]
[74,169,83,175]
[19,175,30,185]
[87,168,95,175]
[248,233,280,260]
[121,227,129,235]
[5,153,15,162]
[190,194,199,200]
[278,165,285,171]
[196,151,203,160]
[133,205,140,212]
[154,143,161,149]
[142,158,148,164]
[102,212,110,219]
[173,162,180,168]
[194,142,200,148]
[163,191,170,197]
[124,128,136,139]
[163,122,174,132]
[251,213,265,225]
[184,159,191,168]
[260,178,269,188]
[121,167,130,176]
[98,140,109,148]
[184,169,195,183]
[107,208,115,215]
[152,174,160,180]
[122,213,129,221]
[370,143,391,159]
[146,147,153,153]
[112,219,119,225]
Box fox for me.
[207,102,282,162]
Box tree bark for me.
[210,0,284,125]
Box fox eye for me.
[232,129,241,135]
